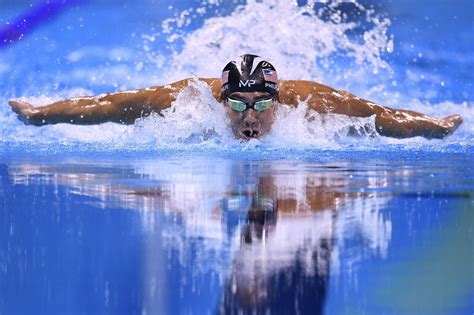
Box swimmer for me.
[8,54,463,140]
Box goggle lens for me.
[254,99,273,112]
[227,99,247,112]
[227,98,274,112]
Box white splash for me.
[1,0,472,151]
[152,0,393,84]
[133,78,235,148]
[265,99,379,149]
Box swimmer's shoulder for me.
[278,80,337,104]
[279,80,336,93]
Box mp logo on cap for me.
[239,80,256,87]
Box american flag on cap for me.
[222,70,229,85]
[262,69,278,82]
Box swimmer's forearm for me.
[28,95,154,125]
[309,87,462,139]
[374,109,462,139]
[338,97,461,139]
[334,92,463,139]
[10,87,178,126]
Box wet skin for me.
[224,91,276,140]
[8,78,463,139]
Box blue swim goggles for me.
[227,98,274,112]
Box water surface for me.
[1,153,473,314]
[0,1,473,314]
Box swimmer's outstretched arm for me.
[279,80,463,139]
[8,78,221,126]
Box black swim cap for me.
[221,54,279,99]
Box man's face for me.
[224,91,276,140]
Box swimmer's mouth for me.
[241,129,260,139]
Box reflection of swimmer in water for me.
[9,54,463,140]
[10,160,391,313]
[220,174,335,315]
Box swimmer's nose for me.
[243,110,258,128]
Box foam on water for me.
[156,0,393,83]
[1,0,472,153]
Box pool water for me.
[0,0,473,314]
[1,152,473,314]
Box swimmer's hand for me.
[440,114,463,137]
[8,100,43,126]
